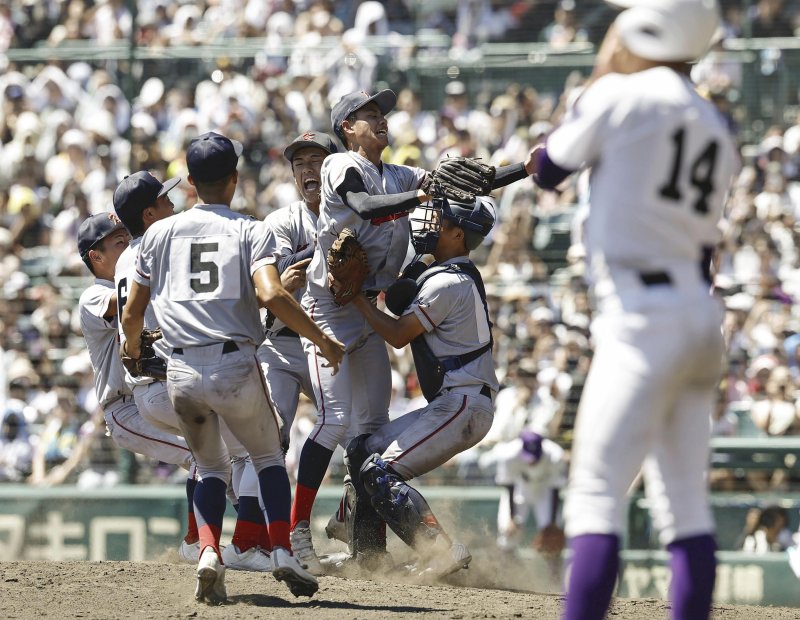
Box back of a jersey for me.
[548,67,737,271]
[135,205,276,348]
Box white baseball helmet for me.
[608,0,721,62]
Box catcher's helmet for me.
[410,196,495,254]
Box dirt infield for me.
[0,561,796,619]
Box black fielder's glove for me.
[121,328,167,381]
[422,156,496,203]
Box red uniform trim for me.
[389,395,468,466]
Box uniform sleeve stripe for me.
[135,268,149,279]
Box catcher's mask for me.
[409,195,495,254]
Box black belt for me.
[173,341,239,355]
[480,384,492,399]
[639,271,672,286]
[274,327,299,338]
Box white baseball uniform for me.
[302,151,427,450]
[364,257,498,479]
[546,67,737,544]
[78,279,192,469]
[483,437,567,550]
[133,204,282,481]
[258,201,317,449]
[116,238,248,460]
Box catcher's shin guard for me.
[343,435,386,556]
[359,454,441,549]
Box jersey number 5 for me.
[659,127,719,214]
[191,242,220,293]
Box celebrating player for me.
[111,171,203,563]
[290,88,537,572]
[76,213,198,550]
[529,1,736,618]
[258,131,337,452]
[219,132,337,573]
[120,132,344,604]
[336,196,498,577]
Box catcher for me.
[288,88,538,574]
[329,195,500,578]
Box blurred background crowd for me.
[1,0,800,529]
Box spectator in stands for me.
[748,0,794,37]
[742,505,792,552]
[0,406,33,482]
[539,0,588,49]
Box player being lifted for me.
[290,88,537,572]
[529,1,736,618]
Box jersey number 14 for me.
[658,127,719,215]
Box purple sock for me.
[564,533,619,620]
[667,534,716,620]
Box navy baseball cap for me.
[283,131,338,162]
[77,213,126,258]
[186,131,243,183]
[520,430,544,464]
[113,171,180,220]
[331,89,396,143]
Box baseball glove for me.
[532,524,566,558]
[423,156,496,203]
[121,328,167,381]
[327,228,369,306]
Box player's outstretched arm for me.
[253,263,344,373]
[120,280,151,359]
[351,293,425,349]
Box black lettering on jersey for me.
[117,277,128,323]
[659,127,719,214]
[190,242,220,293]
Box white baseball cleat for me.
[195,547,227,605]
[178,540,200,563]
[420,541,472,579]
[272,547,319,598]
[289,522,324,575]
[221,544,272,572]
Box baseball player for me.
[218,133,335,574]
[479,430,567,553]
[111,171,203,563]
[257,131,337,451]
[121,132,344,603]
[290,89,536,572]
[334,196,498,577]
[113,171,272,573]
[529,1,736,618]
[76,213,198,551]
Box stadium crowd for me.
[1,0,800,497]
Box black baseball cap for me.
[113,171,180,221]
[283,131,337,162]
[186,131,243,183]
[77,213,126,258]
[330,89,396,143]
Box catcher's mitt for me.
[532,524,566,558]
[121,328,167,381]
[327,228,369,306]
[423,156,496,203]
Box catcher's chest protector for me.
[402,262,492,402]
